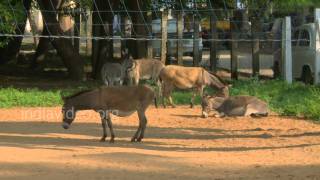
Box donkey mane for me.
[64,89,94,100]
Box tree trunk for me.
[193,15,200,67]
[37,0,84,80]
[128,0,147,59]
[147,11,153,59]
[73,6,81,53]
[176,11,183,65]
[30,27,51,69]
[160,10,168,65]
[251,18,261,77]
[230,21,238,80]
[0,0,32,64]
[210,13,218,72]
[31,0,74,69]
[91,0,116,79]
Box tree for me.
[91,0,118,79]
[36,0,84,80]
[0,0,32,64]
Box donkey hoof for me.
[100,138,106,142]
[137,138,143,142]
[131,138,136,142]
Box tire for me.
[301,66,313,85]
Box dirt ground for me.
[0,106,320,180]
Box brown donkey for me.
[61,85,155,143]
[159,65,229,108]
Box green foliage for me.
[0,1,25,47]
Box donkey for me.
[61,85,155,143]
[201,95,268,118]
[159,65,229,108]
[126,58,165,107]
[100,52,132,86]
[126,58,165,85]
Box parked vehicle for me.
[151,18,203,59]
[292,23,317,84]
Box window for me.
[299,30,310,47]
[292,30,300,46]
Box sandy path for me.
[0,106,320,180]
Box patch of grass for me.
[0,87,62,108]
[229,79,320,120]
[0,85,96,108]
[1,79,320,120]
[171,79,320,120]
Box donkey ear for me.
[202,93,210,98]
[121,49,127,58]
[130,60,136,69]
[122,48,131,58]
[60,92,67,102]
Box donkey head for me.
[121,49,134,70]
[201,94,212,118]
[201,94,226,118]
[61,99,76,129]
[206,72,230,98]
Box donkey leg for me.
[161,83,167,108]
[190,89,196,108]
[131,112,142,142]
[191,87,203,108]
[106,115,115,143]
[137,112,148,142]
[168,96,176,108]
[155,80,162,108]
[133,76,139,85]
[99,112,107,142]
[131,124,142,142]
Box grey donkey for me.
[201,95,269,118]
[100,52,133,86]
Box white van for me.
[292,23,317,83]
[151,18,203,58]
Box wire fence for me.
[1,0,320,81]
[0,3,317,42]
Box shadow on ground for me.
[0,121,319,152]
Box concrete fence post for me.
[314,9,320,84]
[281,16,293,84]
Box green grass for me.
[1,79,320,120]
[0,88,62,108]
[170,79,320,120]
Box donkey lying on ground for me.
[126,58,165,107]
[61,85,155,143]
[159,65,229,108]
[201,95,268,118]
